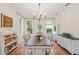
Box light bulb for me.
[39,11,42,15]
[44,12,46,16]
[33,12,36,16]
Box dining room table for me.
[26,34,52,55]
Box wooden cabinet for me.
[4,33,17,54]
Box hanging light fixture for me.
[33,3,47,33]
[33,3,47,20]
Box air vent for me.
[65,3,70,6]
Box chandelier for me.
[33,3,46,21]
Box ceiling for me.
[10,3,66,18]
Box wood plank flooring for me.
[9,41,70,55]
[9,42,26,55]
[51,42,70,55]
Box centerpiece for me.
[35,32,44,42]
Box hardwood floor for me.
[8,41,70,55]
[51,42,70,55]
[9,42,26,55]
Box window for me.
[54,26,56,31]
[46,19,53,33]
[27,21,32,38]
[47,28,52,33]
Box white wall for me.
[0,3,24,42]
[55,4,79,38]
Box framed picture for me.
[1,14,13,27]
